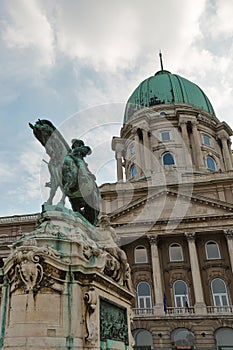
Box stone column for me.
[112,137,124,181]
[179,119,192,169]
[185,233,206,314]
[115,145,124,181]
[134,132,142,177]
[191,121,205,169]
[221,135,232,170]
[142,128,151,174]
[147,235,164,315]
[224,230,233,272]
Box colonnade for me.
[147,231,233,315]
[112,125,151,181]
[113,115,233,180]
[179,116,233,171]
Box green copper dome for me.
[124,70,215,123]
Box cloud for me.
[53,0,206,73]
[0,161,15,182]
[1,0,55,66]
[204,0,233,38]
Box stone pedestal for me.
[0,207,134,349]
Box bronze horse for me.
[29,119,100,225]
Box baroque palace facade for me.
[1,67,233,350]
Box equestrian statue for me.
[29,119,100,225]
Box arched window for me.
[133,329,153,349]
[206,155,216,171]
[173,280,189,308]
[131,164,137,177]
[134,246,148,263]
[205,241,221,260]
[171,328,195,348]
[137,282,152,309]
[162,152,175,165]
[211,278,229,308]
[169,243,184,262]
[215,327,233,348]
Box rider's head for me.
[71,139,84,149]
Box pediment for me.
[111,189,233,224]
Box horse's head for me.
[29,119,56,147]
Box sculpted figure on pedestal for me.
[94,215,134,291]
[29,119,100,225]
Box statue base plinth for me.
[0,208,134,349]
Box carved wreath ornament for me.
[15,249,43,292]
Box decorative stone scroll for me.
[84,286,98,344]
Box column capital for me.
[111,136,124,152]
[139,121,149,132]
[191,119,199,127]
[224,229,233,239]
[147,234,159,245]
[217,129,230,141]
[179,119,187,126]
[185,232,196,241]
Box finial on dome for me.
[159,50,164,71]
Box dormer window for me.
[203,134,211,146]
[161,131,171,142]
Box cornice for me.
[110,188,233,221]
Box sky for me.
[0,0,233,217]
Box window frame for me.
[169,243,184,262]
[205,240,221,260]
[173,280,190,308]
[161,130,171,142]
[134,245,148,264]
[162,152,175,166]
[137,282,152,309]
[211,278,229,307]
[131,164,137,177]
[129,143,135,155]
[206,155,217,171]
[203,134,211,146]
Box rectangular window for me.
[161,131,170,141]
[203,134,211,146]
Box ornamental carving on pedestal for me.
[14,249,43,292]
[84,286,98,344]
[8,246,67,294]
